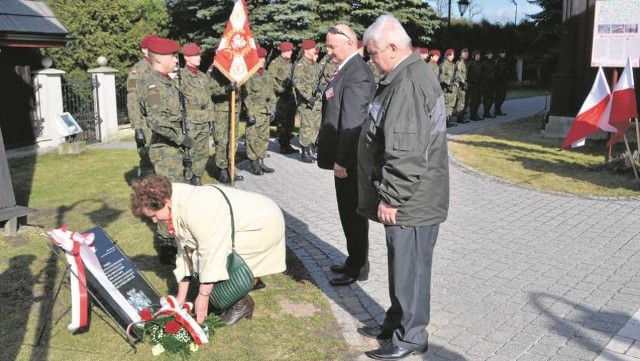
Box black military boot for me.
[300,147,314,163]
[190,176,201,186]
[250,160,264,175]
[446,116,458,128]
[279,141,299,154]
[218,168,230,184]
[309,144,318,160]
[258,158,275,173]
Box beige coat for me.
[170,183,286,283]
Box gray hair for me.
[363,14,412,50]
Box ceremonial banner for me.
[213,0,260,85]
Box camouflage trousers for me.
[444,90,458,117]
[189,123,210,178]
[455,88,467,115]
[137,127,155,178]
[298,105,321,147]
[213,112,239,169]
[245,112,270,161]
[149,142,186,183]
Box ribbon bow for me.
[155,296,209,345]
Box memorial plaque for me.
[83,226,160,339]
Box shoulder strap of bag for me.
[211,185,236,250]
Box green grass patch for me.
[449,115,640,197]
[0,148,355,360]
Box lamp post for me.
[510,0,518,24]
[448,0,471,27]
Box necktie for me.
[330,68,340,81]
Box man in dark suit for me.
[317,24,375,287]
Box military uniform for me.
[294,41,323,163]
[467,51,484,120]
[138,70,189,183]
[180,65,219,184]
[454,52,469,123]
[127,58,154,178]
[480,52,496,118]
[270,53,298,152]
[243,63,278,173]
[493,51,509,115]
[210,67,242,183]
[439,52,458,127]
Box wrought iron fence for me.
[116,80,130,125]
[61,75,100,143]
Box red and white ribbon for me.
[48,227,141,331]
[154,296,209,345]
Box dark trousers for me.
[468,87,482,118]
[482,84,494,115]
[382,224,439,351]
[494,82,507,112]
[334,167,369,279]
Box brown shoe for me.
[220,294,254,325]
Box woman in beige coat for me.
[131,175,286,324]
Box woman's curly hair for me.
[130,175,173,217]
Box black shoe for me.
[190,176,201,186]
[234,174,244,181]
[329,274,357,286]
[220,294,254,325]
[483,113,495,118]
[329,264,346,273]
[495,111,507,116]
[263,152,270,158]
[446,122,458,128]
[357,325,393,340]
[365,343,427,360]
[258,158,274,173]
[250,160,264,175]
[300,147,314,163]
[218,168,230,184]
[280,143,299,154]
[252,278,266,291]
[470,116,478,121]
[457,118,470,123]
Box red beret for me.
[279,41,294,52]
[357,40,363,49]
[181,43,201,56]
[148,37,180,55]
[419,47,429,55]
[445,48,455,56]
[300,40,316,50]
[429,49,441,56]
[257,47,268,58]
[140,34,158,49]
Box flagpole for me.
[229,89,236,186]
[623,134,639,180]
[605,68,619,162]
[635,118,639,153]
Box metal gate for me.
[61,75,101,143]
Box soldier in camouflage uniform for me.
[127,34,157,178]
[440,48,459,128]
[209,46,243,185]
[270,41,299,154]
[137,37,188,264]
[428,49,441,78]
[243,47,277,175]
[467,50,484,121]
[294,40,323,163]
[179,43,220,186]
[454,48,470,123]
[419,47,429,61]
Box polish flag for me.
[606,57,637,146]
[562,68,613,148]
[213,0,260,85]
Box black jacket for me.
[317,54,375,170]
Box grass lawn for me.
[449,114,640,197]
[0,149,356,361]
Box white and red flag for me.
[606,57,637,146]
[562,67,614,148]
[213,0,259,85]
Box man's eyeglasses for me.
[328,27,351,40]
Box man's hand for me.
[333,163,347,179]
[377,201,398,225]
[194,294,209,323]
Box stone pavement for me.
[231,95,640,361]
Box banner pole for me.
[623,134,639,180]
[230,89,236,186]
[635,118,639,153]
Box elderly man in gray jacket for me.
[356,14,450,360]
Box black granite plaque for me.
[83,226,160,339]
